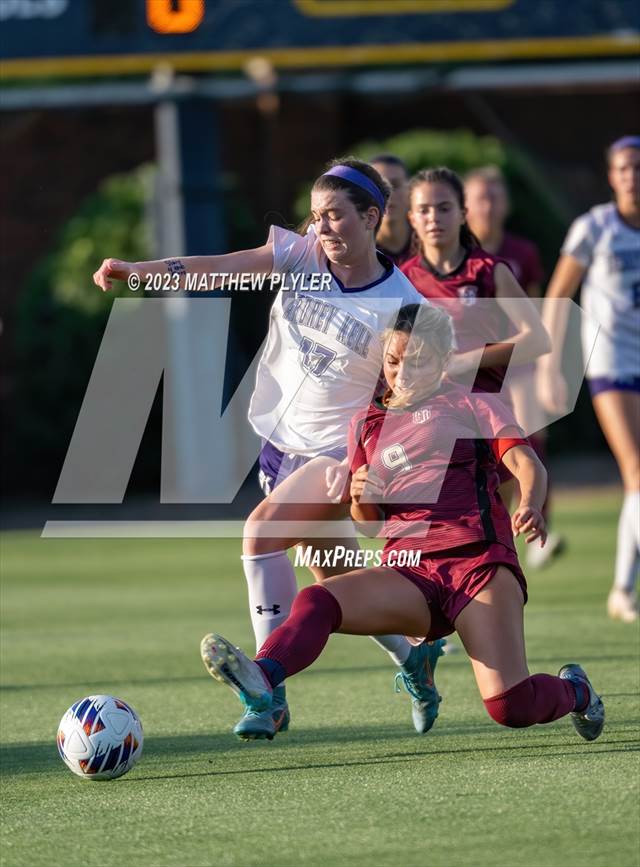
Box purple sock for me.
[255,657,286,689]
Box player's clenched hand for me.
[325,459,351,504]
[350,465,384,503]
[93,258,139,292]
[512,504,547,546]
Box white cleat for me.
[607,589,639,623]
[526,532,566,570]
[200,633,273,710]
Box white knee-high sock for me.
[242,551,298,652]
[369,634,412,666]
[614,491,640,593]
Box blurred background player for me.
[538,136,640,623]
[369,154,413,266]
[201,304,605,744]
[401,167,549,397]
[93,157,444,738]
[400,167,550,657]
[464,165,565,568]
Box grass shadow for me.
[6,722,638,779]
[124,736,640,783]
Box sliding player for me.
[93,157,444,738]
[538,136,640,622]
[399,164,550,626]
[201,304,605,743]
[464,165,564,568]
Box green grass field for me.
[1,489,639,867]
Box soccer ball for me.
[57,694,143,780]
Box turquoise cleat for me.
[271,685,290,733]
[234,685,290,740]
[200,633,276,740]
[558,663,605,742]
[395,639,445,734]
[232,707,276,741]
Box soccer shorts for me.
[386,540,528,642]
[258,440,347,496]
[587,375,640,397]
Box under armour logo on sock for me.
[256,604,281,615]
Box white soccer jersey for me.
[562,203,640,378]
[248,225,427,456]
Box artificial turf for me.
[1,489,638,867]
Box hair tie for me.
[323,165,386,214]
[609,135,640,153]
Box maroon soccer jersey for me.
[401,248,511,395]
[348,380,527,555]
[496,233,544,296]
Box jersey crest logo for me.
[381,444,412,473]
[457,284,478,306]
[412,408,431,424]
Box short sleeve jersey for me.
[497,233,544,295]
[562,202,640,378]
[248,225,428,456]
[348,380,526,555]
[401,248,511,396]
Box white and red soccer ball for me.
[57,695,143,780]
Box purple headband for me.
[322,165,386,214]
[609,135,640,153]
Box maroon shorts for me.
[386,541,528,642]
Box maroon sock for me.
[484,674,576,728]
[255,584,343,684]
[529,433,551,524]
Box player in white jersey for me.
[93,157,444,739]
[249,220,423,460]
[539,136,640,622]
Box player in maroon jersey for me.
[464,166,544,297]
[369,154,413,266]
[201,304,604,743]
[464,165,564,569]
[400,166,549,405]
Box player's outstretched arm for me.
[501,444,548,545]
[92,243,274,292]
[537,254,586,414]
[446,264,550,377]
[493,262,551,362]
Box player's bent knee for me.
[242,518,282,557]
[483,678,537,728]
[291,583,343,632]
[242,534,264,557]
[622,469,640,492]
